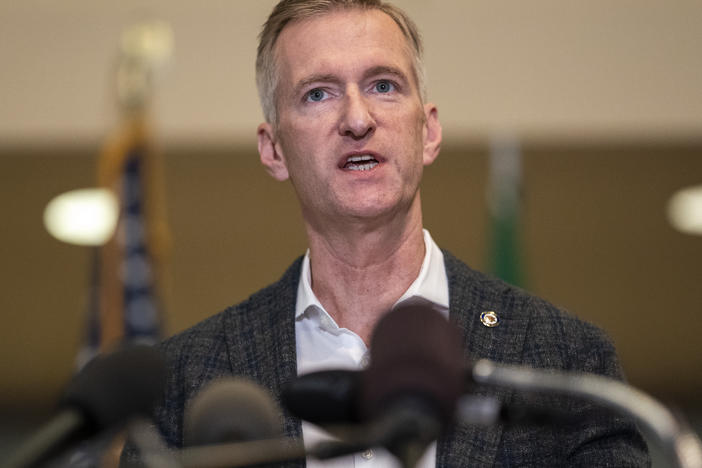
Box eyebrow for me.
[361,65,409,84]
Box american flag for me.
[77,118,169,369]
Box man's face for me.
[258,8,441,228]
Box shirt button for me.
[361,448,374,460]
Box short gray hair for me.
[255,0,426,124]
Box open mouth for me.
[343,154,379,171]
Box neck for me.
[304,196,426,344]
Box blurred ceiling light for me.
[44,188,119,246]
[667,184,702,236]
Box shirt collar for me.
[295,229,449,320]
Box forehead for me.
[273,8,414,87]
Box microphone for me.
[183,377,283,446]
[179,378,306,468]
[456,394,578,427]
[281,369,362,425]
[5,344,166,468]
[281,305,465,467]
[359,304,465,467]
[284,369,575,428]
[472,359,702,468]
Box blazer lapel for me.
[222,258,304,443]
[437,251,531,467]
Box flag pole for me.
[78,19,173,365]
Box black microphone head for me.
[61,344,167,433]
[361,304,465,426]
[282,369,362,425]
[184,377,283,446]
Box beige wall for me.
[1,1,701,145]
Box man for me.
[133,0,650,466]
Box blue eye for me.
[374,80,394,93]
[306,88,327,102]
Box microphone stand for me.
[472,359,702,468]
[179,438,306,468]
[3,412,83,468]
[175,417,435,468]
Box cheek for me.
[393,109,427,155]
[279,122,312,156]
[278,128,323,184]
[387,103,425,132]
[282,115,329,148]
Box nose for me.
[338,88,375,140]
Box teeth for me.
[347,155,375,163]
[347,161,379,171]
[344,154,379,171]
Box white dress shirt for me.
[295,230,449,468]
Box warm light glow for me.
[667,185,702,236]
[44,188,119,246]
[121,20,174,66]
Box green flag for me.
[487,135,524,287]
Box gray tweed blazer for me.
[146,251,649,467]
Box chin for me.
[341,199,409,222]
[328,189,417,221]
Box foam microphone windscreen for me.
[361,304,465,425]
[62,344,167,432]
[184,377,283,447]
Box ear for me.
[422,103,442,166]
[258,122,290,181]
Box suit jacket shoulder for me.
[438,250,649,467]
[154,257,304,448]
[443,250,622,374]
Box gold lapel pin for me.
[480,311,500,327]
